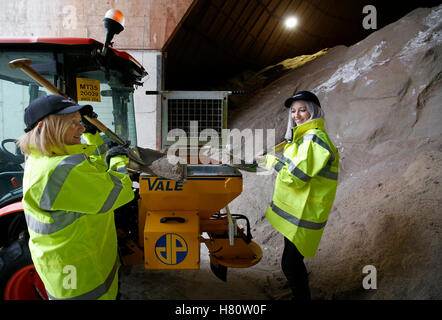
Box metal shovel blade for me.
[126,146,186,181]
[131,146,166,166]
[199,145,266,173]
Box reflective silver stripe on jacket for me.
[318,164,338,180]
[98,174,123,213]
[274,157,311,182]
[274,160,284,172]
[27,153,124,234]
[24,210,85,235]
[276,160,337,181]
[303,134,335,162]
[274,134,337,181]
[93,143,108,156]
[270,201,327,230]
[110,161,128,174]
[40,152,124,212]
[116,166,129,174]
[40,154,87,210]
[287,164,311,182]
[46,255,119,300]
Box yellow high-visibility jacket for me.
[265,118,339,258]
[22,133,134,300]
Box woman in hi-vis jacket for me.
[264,91,339,300]
[17,94,133,300]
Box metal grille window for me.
[161,91,229,149]
[167,99,222,138]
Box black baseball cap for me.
[284,90,321,108]
[24,95,91,132]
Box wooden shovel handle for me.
[8,58,67,97]
[8,58,130,148]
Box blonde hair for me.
[17,113,77,156]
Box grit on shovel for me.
[8,58,185,181]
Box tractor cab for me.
[0,37,147,202]
[0,16,149,299]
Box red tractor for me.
[0,10,147,299]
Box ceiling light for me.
[285,16,298,29]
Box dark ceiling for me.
[162,0,440,90]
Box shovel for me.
[8,58,185,181]
[200,140,287,172]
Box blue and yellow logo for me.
[155,233,188,265]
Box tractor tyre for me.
[0,234,47,300]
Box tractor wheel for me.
[0,234,47,300]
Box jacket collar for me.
[30,144,96,158]
[54,144,96,156]
[291,118,325,142]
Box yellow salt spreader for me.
[124,164,262,281]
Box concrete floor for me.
[118,245,288,300]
